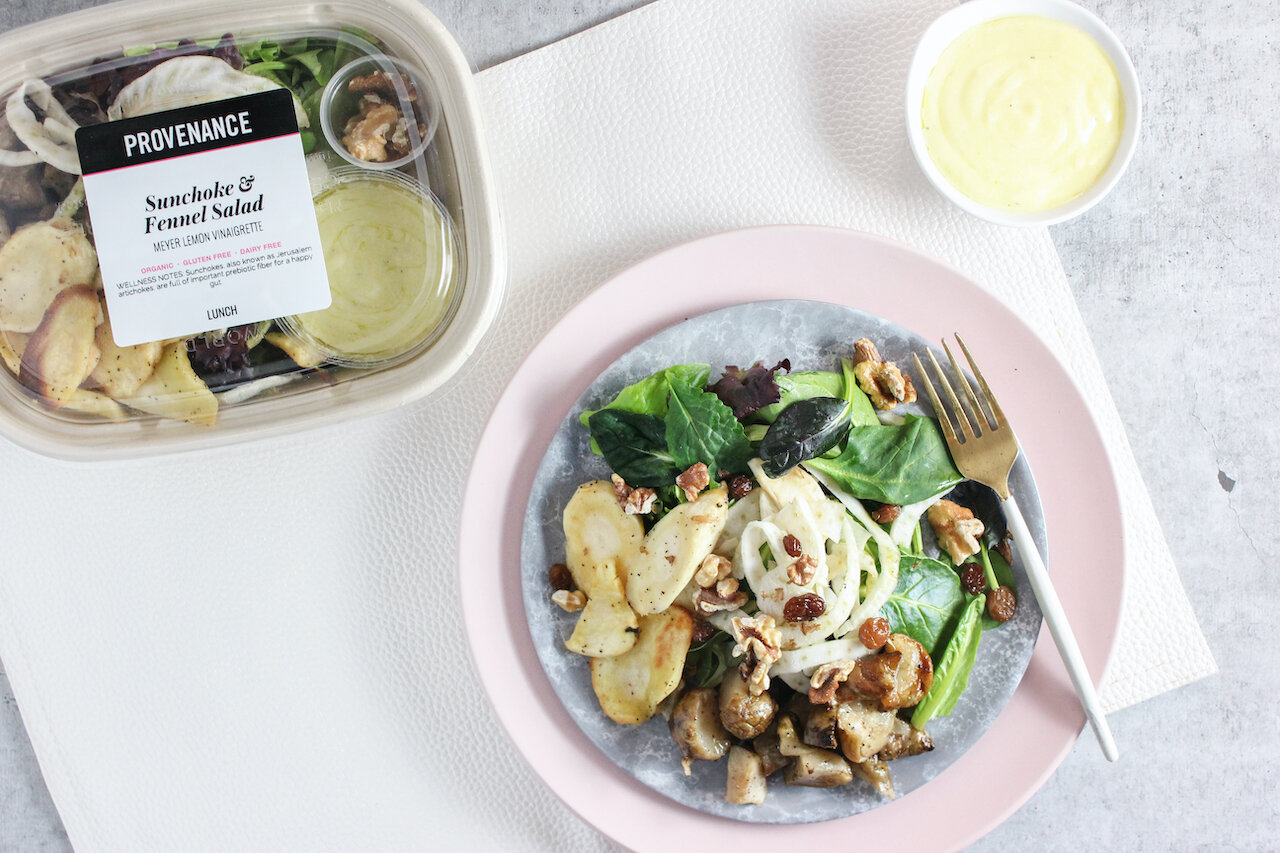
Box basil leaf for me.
[664,380,754,475]
[882,555,967,658]
[759,396,851,477]
[911,594,985,727]
[804,415,963,505]
[587,409,680,486]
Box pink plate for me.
[457,226,1125,851]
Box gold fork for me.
[913,335,1118,762]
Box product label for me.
[78,89,330,347]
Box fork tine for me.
[926,349,976,440]
[942,337,992,433]
[955,334,1007,429]
[911,353,958,444]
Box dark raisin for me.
[728,474,753,500]
[691,619,716,644]
[782,534,803,558]
[986,585,1017,623]
[783,593,826,622]
[960,562,988,596]
[869,503,901,524]
[858,616,890,649]
[548,563,573,592]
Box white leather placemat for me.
[0,0,1214,850]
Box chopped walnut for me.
[694,554,733,588]
[610,473,631,503]
[808,659,858,705]
[341,102,401,162]
[693,584,749,615]
[927,499,985,564]
[340,72,427,163]
[786,553,819,586]
[715,577,741,598]
[623,487,657,515]
[675,462,711,502]
[348,70,420,101]
[852,337,917,411]
[731,614,782,695]
[551,589,587,612]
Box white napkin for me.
[0,0,1214,850]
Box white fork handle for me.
[1005,494,1119,762]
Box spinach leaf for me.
[804,415,963,505]
[586,409,680,486]
[911,594,985,728]
[882,555,967,658]
[665,380,754,475]
[840,357,880,427]
[754,371,843,422]
[580,364,711,426]
[759,396,851,477]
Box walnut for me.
[623,487,657,515]
[808,659,858,705]
[694,554,733,588]
[340,73,427,162]
[852,337,917,411]
[715,577,741,598]
[675,462,711,502]
[693,584,748,615]
[610,473,631,503]
[551,589,587,612]
[731,614,782,696]
[348,70,419,102]
[927,499,985,564]
[786,554,819,586]
[341,101,401,162]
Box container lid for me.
[0,0,505,460]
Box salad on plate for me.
[524,301,1042,821]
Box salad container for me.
[0,0,505,460]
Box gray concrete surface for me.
[1,0,1275,850]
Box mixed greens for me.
[552,338,1022,804]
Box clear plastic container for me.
[0,0,505,460]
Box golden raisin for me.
[870,503,901,524]
[782,534,803,558]
[858,616,891,649]
[987,585,1017,623]
[783,593,826,622]
[960,563,987,596]
[548,563,573,591]
[996,536,1013,566]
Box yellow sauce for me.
[295,174,454,362]
[921,16,1124,212]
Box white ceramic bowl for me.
[905,0,1142,226]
